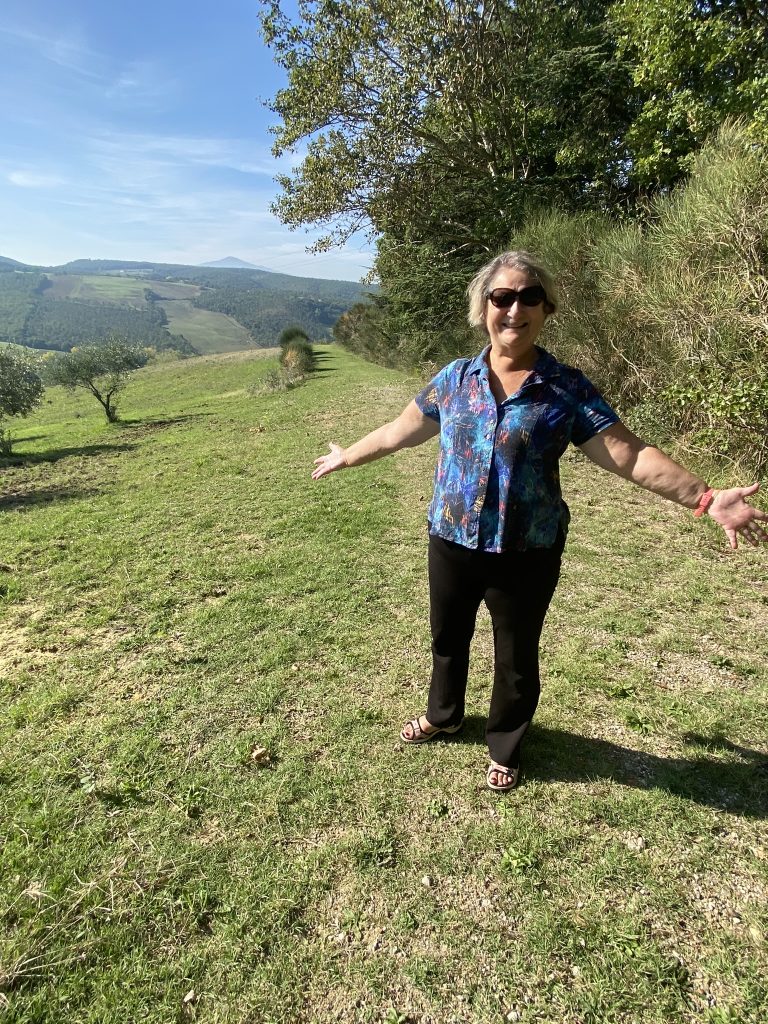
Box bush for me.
[251,367,306,394]
[279,338,315,376]
[513,122,768,472]
[277,326,310,353]
[0,347,45,454]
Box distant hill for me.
[0,254,372,355]
[0,255,28,270]
[200,257,268,270]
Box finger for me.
[739,482,760,497]
[725,528,738,550]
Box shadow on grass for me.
[0,442,135,468]
[0,485,102,511]
[460,716,768,818]
[117,413,211,431]
[6,433,48,444]
[115,411,210,436]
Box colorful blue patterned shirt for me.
[414,346,619,551]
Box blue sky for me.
[0,0,373,280]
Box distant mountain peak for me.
[200,257,266,270]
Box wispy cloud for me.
[7,170,67,188]
[103,60,180,110]
[89,131,297,178]
[0,23,104,79]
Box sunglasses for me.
[486,285,547,309]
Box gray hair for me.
[467,250,559,330]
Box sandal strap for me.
[409,717,423,739]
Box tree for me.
[260,0,638,365]
[260,0,637,252]
[46,337,149,423]
[610,0,768,187]
[0,347,45,454]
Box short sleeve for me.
[414,363,454,422]
[570,375,620,446]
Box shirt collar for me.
[468,345,562,381]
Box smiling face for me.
[484,266,549,363]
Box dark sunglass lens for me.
[488,289,515,308]
[487,285,547,308]
[518,286,547,306]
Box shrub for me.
[513,122,768,471]
[277,326,310,353]
[280,338,315,376]
[0,347,45,454]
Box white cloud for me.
[8,170,67,188]
[104,60,180,110]
[89,131,300,178]
[0,23,104,80]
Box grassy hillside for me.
[1,347,766,1023]
[44,274,150,307]
[158,299,254,354]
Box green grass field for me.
[1,346,766,1023]
[44,274,151,307]
[158,299,255,354]
[149,281,200,301]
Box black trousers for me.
[426,532,564,768]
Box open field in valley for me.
[43,274,151,307]
[158,299,255,354]
[1,345,766,1023]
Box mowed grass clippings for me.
[1,345,766,1024]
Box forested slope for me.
[0,260,368,354]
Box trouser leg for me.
[483,545,562,768]
[426,536,483,728]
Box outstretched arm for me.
[312,400,439,480]
[579,422,768,550]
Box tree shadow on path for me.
[459,715,767,818]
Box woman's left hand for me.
[708,483,768,549]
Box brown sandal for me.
[399,715,464,745]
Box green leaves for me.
[260,0,636,250]
[0,347,44,420]
[45,336,149,423]
[610,0,768,185]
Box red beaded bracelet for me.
[693,488,715,518]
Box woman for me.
[312,251,767,791]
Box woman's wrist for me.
[693,487,716,518]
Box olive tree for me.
[0,347,45,454]
[46,337,149,423]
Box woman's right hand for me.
[312,442,348,480]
